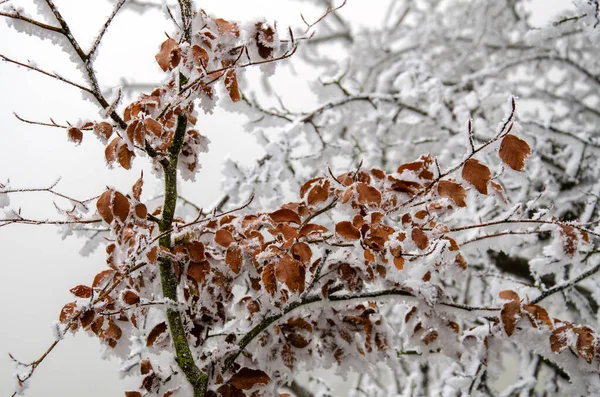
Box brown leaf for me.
[501,301,521,336]
[229,368,271,390]
[560,225,578,256]
[287,333,309,348]
[411,227,428,250]
[462,159,491,195]
[105,137,120,165]
[155,38,181,72]
[132,173,143,201]
[143,118,162,137]
[97,190,114,224]
[125,392,142,397]
[146,246,158,264]
[192,45,210,67]
[269,208,301,225]
[499,134,531,171]
[70,285,92,299]
[393,256,405,270]
[575,327,596,364]
[262,263,276,295]
[67,127,83,144]
[438,180,467,207]
[336,221,361,240]
[105,319,122,341]
[292,242,312,264]
[226,245,243,274]
[113,191,131,222]
[255,22,275,59]
[307,180,330,205]
[523,304,553,329]
[134,203,147,219]
[423,330,438,345]
[186,241,205,262]
[356,182,382,205]
[275,256,305,293]
[59,302,77,323]
[215,229,235,247]
[93,269,115,288]
[298,223,328,237]
[224,69,240,102]
[491,181,507,203]
[499,290,520,303]
[118,143,134,170]
[94,122,113,141]
[215,18,240,37]
[188,261,210,284]
[550,325,571,352]
[122,290,140,305]
[146,322,168,347]
[140,359,153,375]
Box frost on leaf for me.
[226,245,243,274]
[67,127,83,144]
[146,322,168,347]
[437,180,466,207]
[498,134,531,171]
[229,367,271,390]
[93,122,113,141]
[411,227,429,250]
[215,229,235,247]
[336,221,361,240]
[356,182,382,205]
[501,300,521,336]
[462,159,491,195]
[269,208,301,225]
[70,285,92,299]
[224,69,241,103]
[97,189,130,224]
[275,256,305,293]
[155,38,181,72]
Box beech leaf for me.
[437,180,467,207]
[229,368,271,390]
[499,134,531,171]
[146,322,168,347]
[462,159,491,195]
[336,221,361,240]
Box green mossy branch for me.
[159,113,208,397]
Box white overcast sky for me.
[0,1,572,396]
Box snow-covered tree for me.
[1,0,600,396]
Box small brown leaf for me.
[97,190,114,224]
[67,127,83,144]
[134,203,147,219]
[113,191,131,222]
[94,122,113,141]
[275,256,305,293]
[224,69,240,103]
[146,322,168,346]
[438,180,467,207]
[501,301,521,336]
[143,118,162,137]
[307,180,330,205]
[192,45,210,67]
[215,18,240,37]
[550,325,571,352]
[188,261,210,284]
[146,246,158,264]
[269,208,301,225]
[70,285,92,299]
[499,134,531,171]
[262,263,276,296]
[140,359,153,375]
[59,302,77,323]
[105,137,120,165]
[229,368,271,390]
[186,241,205,262]
[132,173,143,201]
[118,143,134,170]
[155,38,181,72]
[356,183,382,205]
[292,242,312,264]
[122,290,140,305]
[93,269,115,288]
[499,290,520,303]
[393,256,405,270]
[336,221,361,240]
[575,327,596,364]
[215,229,235,247]
[125,391,142,397]
[226,245,243,274]
[523,304,553,329]
[411,227,428,250]
[462,159,491,195]
[491,181,507,203]
[298,223,328,237]
[423,330,438,345]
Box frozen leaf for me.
[122,290,140,305]
[462,159,491,195]
[134,203,147,219]
[437,180,466,207]
[559,225,578,256]
[125,392,142,397]
[523,304,552,329]
[255,22,275,59]
[550,325,571,352]
[262,263,276,295]
[188,261,210,284]
[299,223,328,237]
[147,246,158,264]
[186,241,205,262]
[146,322,168,346]
[132,173,143,201]
[499,134,531,171]
[229,368,271,390]
[93,269,115,288]
[393,256,404,270]
[226,245,243,274]
[155,38,181,72]
[411,227,428,250]
[143,118,162,137]
[336,221,361,240]
[356,182,382,205]
[97,190,114,224]
[575,327,596,364]
[499,290,520,303]
[59,302,77,323]
[307,180,330,205]
[118,143,134,170]
[423,330,438,345]
[70,285,92,299]
[269,208,301,224]
[501,300,521,336]
[224,69,240,103]
[275,256,305,293]
[491,181,507,203]
[94,122,113,141]
[140,360,153,375]
[192,45,209,67]
[67,127,83,144]
[105,137,120,165]
[215,229,235,247]
[113,191,130,222]
[292,242,311,264]
[215,18,240,37]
